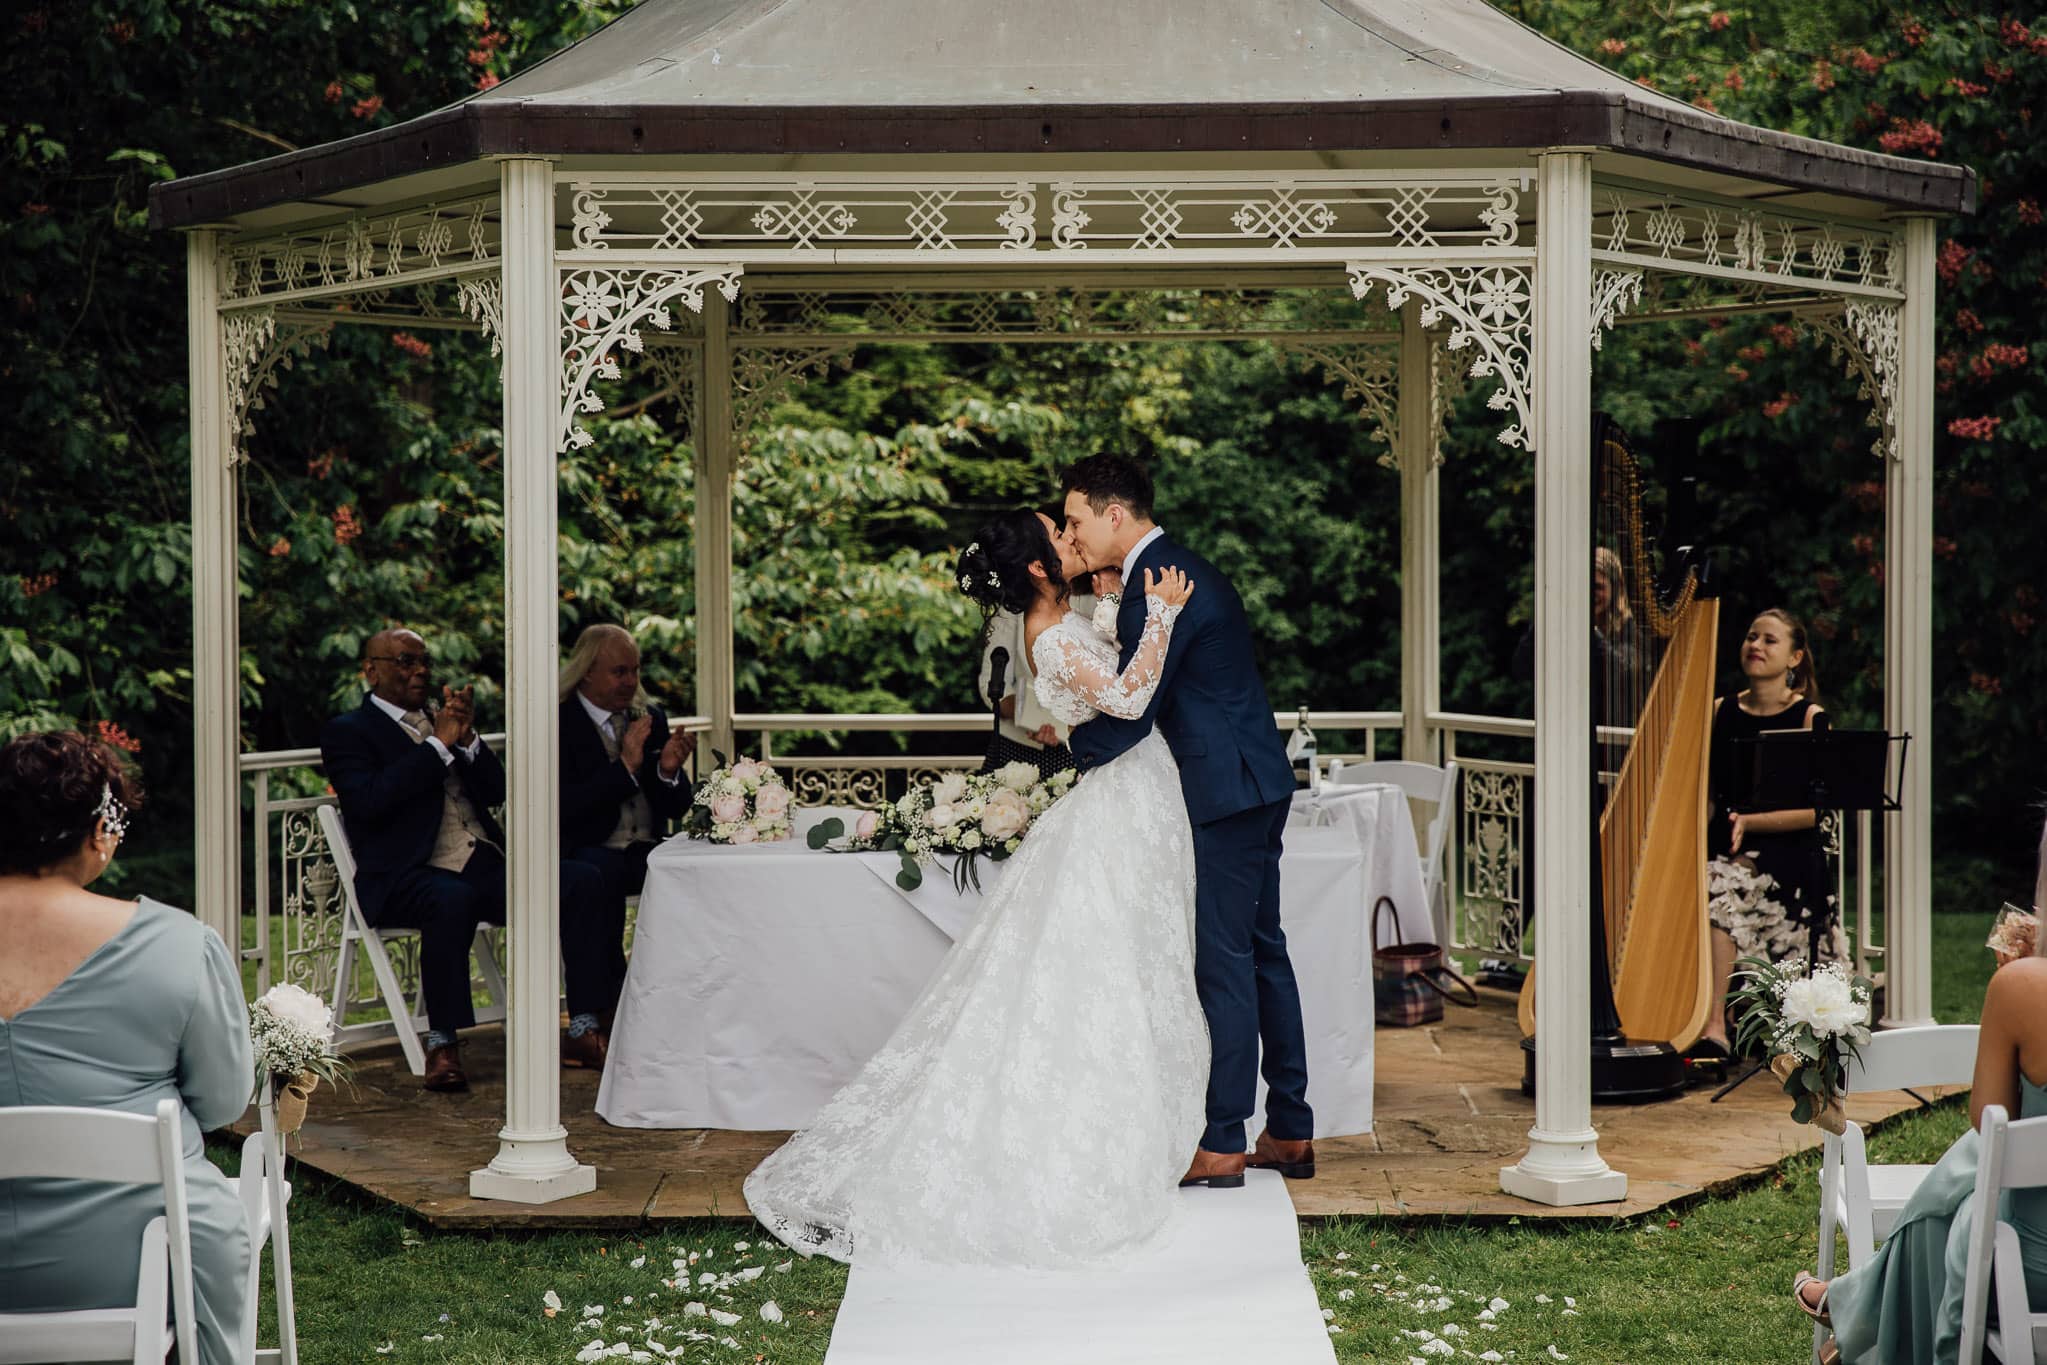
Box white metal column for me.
[1881,217,1937,1028]
[186,231,240,948]
[470,158,596,1204]
[1500,151,1628,1207]
[1398,300,1441,764]
[696,293,738,760]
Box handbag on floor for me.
[1372,895,1476,1027]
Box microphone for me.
[987,648,1010,718]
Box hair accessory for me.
[95,782,129,842]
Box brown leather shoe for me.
[561,1027,610,1071]
[422,1042,468,1093]
[1179,1148,1248,1189]
[1248,1130,1316,1180]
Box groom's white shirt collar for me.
[1120,526,1165,585]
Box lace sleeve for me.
[1035,596,1181,721]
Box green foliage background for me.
[2,1,2042,907]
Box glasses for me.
[367,652,432,671]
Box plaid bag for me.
[1372,895,1477,1027]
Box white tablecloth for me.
[1290,783,1434,947]
[596,822,1381,1137]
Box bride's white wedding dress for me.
[744,596,1209,1268]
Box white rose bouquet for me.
[684,752,794,845]
[249,983,349,1135]
[870,765,1078,892]
[1729,956,1875,1135]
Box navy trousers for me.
[1193,795,1313,1152]
[562,842,655,1020]
[375,847,609,1034]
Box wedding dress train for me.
[745,597,1208,1267]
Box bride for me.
[744,508,1211,1268]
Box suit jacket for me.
[1067,533,1295,826]
[319,695,506,922]
[559,698,694,850]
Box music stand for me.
[1709,728,1908,1102]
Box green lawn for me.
[227,907,2005,1363]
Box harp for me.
[1518,417,1718,1059]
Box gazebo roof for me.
[152,0,1973,229]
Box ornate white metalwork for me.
[1594,181,1901,298]
[456,277,504,357]
[558,265,745,452]
[1459,765,1527,959]
[219,195,501,305]
[571,178,1039,253]
[637,338,701,439]
[561,172,1527,257]
[1273,342,1401,465]
[789,767,889,810]
[1347,264,1534,451]
[1807,300,1903,461]
[1589,267,1645,350]
[732,342,859,439]
[1429,330,1465,464]
[222,306,333,464]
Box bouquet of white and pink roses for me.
[684,753,794,845]
[890,762,1077,892]
[1730,956,1875,1135]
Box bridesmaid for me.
[1792,814,2047,1364]
[0,731,254,1364]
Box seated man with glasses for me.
[319,628,605,1092]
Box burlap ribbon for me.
[1771,1053,1848,1135]
[272,1071,320,1136]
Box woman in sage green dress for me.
[1793,817,2047,1365]
[0,732,254,1365]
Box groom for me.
[1061,454,1315,1188]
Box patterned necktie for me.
[401,709,432,742]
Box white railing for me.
[236,706,1878,1005]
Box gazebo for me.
[153,0,1972,1207]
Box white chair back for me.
[1813,1024,1981,1362]
[1323,758,1459,943]
[1959,1104,2047,1365]
[0,1098,197,1365]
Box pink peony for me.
[728,823,759,844]
[710,792,747,823]
[754,784,791,819]
[981,787,1032,841]
[730,758,762,784]
[854,810,881,840]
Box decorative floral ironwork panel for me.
[1458,765,1527,960]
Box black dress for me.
[1705,695,1844,964]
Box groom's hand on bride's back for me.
[1144,566,1194,609]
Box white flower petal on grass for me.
[1321,1308,1336,1320]
[734,1240,750,1251]
[421,1335,444,1343]
[1535,1293,1552,1304]
[760,1301,784,1324]
[543,1289,563,1316]
[697,1272,717,1285]
[1564,1308,1581,1317]
[1564,1296,1577,1308]
[708,1309,741,1327]
[774,1261,793,1274]
[1549,1347,1571,1361]
[1420,1339,1455,1357]
[1327,1324,1343,1334]
[1441,1323,1464,1336]
[1480,1353,1505,1362]
[584,1305,605,1319]
[1490,1297,1510,1313]
[1477,1308,1495,1322]
[683,1302,707,1317]
[373,1346,393,1357]
[737,1266,765,1282]
[1337,1289,1355,1302]
[631,1255,646,1269]
[622,1296,634,1306]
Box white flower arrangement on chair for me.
[249,983,349,1135]
[1730,957,1875,1135]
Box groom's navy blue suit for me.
[1067,532,1313,1153]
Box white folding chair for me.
[1324,758,1460,946]
[1959,1104,2047,1365]
[0,1098,197,1365]
[316,802,508,1076]
[1813,1023,1980,1361]
[236,1129,295,1365]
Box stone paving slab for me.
[231,987,1947,1228]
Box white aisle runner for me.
[821,1171,1338,1365]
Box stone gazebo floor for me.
[236,987,1947,1229]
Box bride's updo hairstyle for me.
[955,510,1065,617]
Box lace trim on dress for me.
[1030,596,1181,727]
